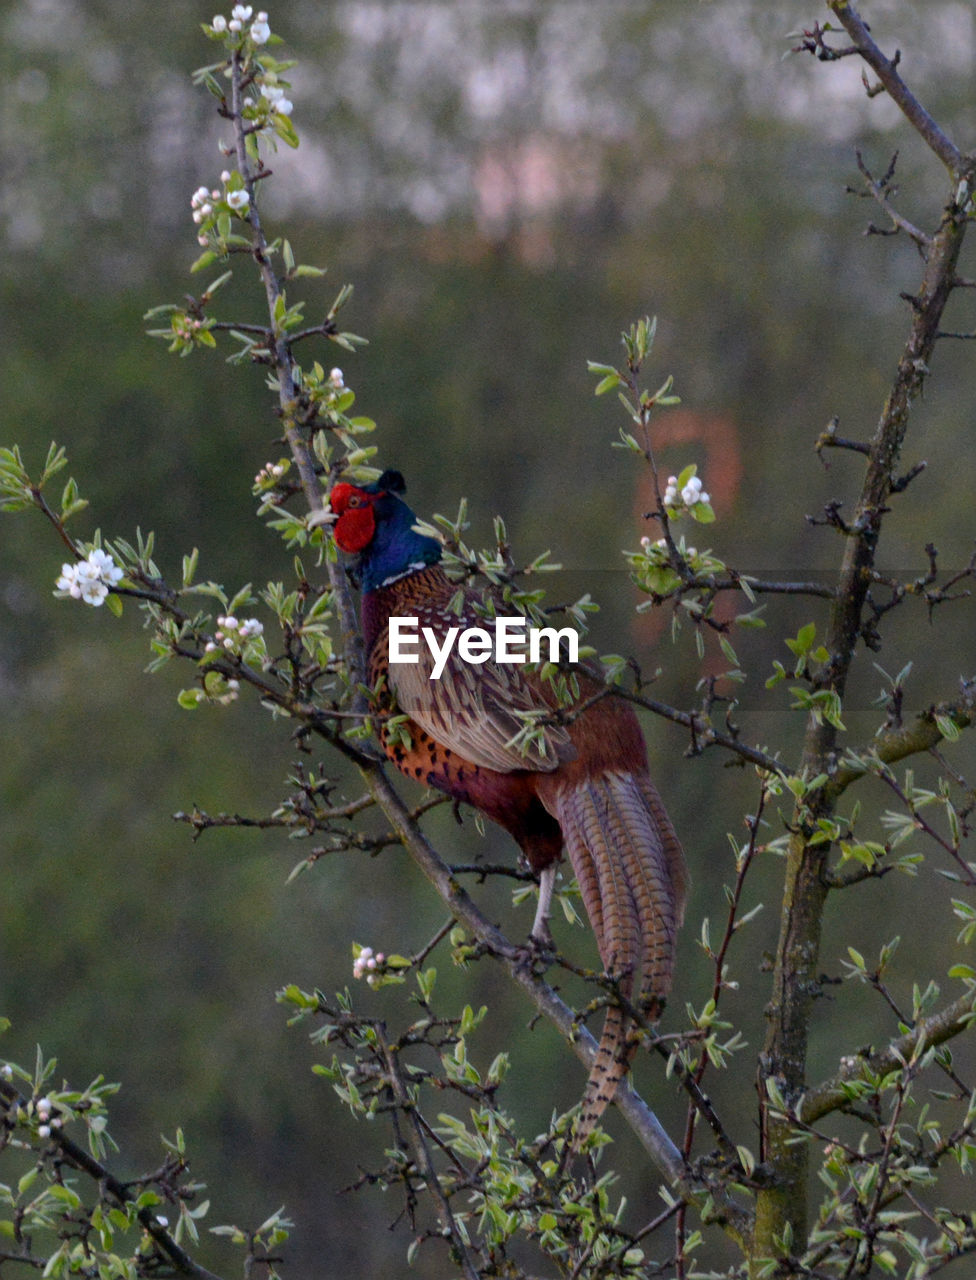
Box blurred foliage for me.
[3,1,976,1275]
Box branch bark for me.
[799,988,976,1125]
[827,2,965,176]
[752,3,973,1267]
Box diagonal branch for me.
[0,1079,226,1280]
[350,758,754,1247]
[827,1,965,175]
[799,988,976,1124]
[824,688,976,801]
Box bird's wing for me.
[381,609,575,774]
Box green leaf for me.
[47,1185,82,1210]
[935,713,961,742]
[593,372,622,395]
[190,249,219,273]
[691,500,715,523]
[786,622,817,657]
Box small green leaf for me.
[594,372,623,395]
[190,249,219,274]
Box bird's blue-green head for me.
[329,470,442,592]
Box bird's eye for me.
[347,495,362,508]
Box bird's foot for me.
[513,926,555,971]
[529,917,555,952]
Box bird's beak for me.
[307,508,338,529]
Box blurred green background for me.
[4,1,976,1274]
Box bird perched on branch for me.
[329,470,687,1147]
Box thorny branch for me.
[0,1079,226,1280]
[754,0,976,1264]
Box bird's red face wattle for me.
[330,483,377,552]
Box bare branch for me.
[827,2,965,175]
[849,149,931,249]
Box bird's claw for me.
[515,927,555,969]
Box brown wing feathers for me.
[361,557,686,1149]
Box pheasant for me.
[329,470,688,1146]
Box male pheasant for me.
[330,470,688,1146]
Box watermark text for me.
[389,616,578,680]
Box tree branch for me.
[824,689,976,801]
[827,2,965,175]
[799,988,976,1124]
[0,1080,226,1280]
[346,757,754,1247]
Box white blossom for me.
[211,15,228,33]
[352,947,374,979]
[226,188,250,212]
[680,474,703,505]
[232,4,253,19]
[263,85,293,116]
[329,367,345,389]
[250,18,270,43]
[228,18,242,32]
[89,550,124,588]
[353,946,386,982]
[55,549,123,607]
[255,461,285,486]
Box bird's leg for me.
[530,865,556,948]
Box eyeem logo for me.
[389,616,578,680]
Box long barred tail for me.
[545,770,687,1150]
